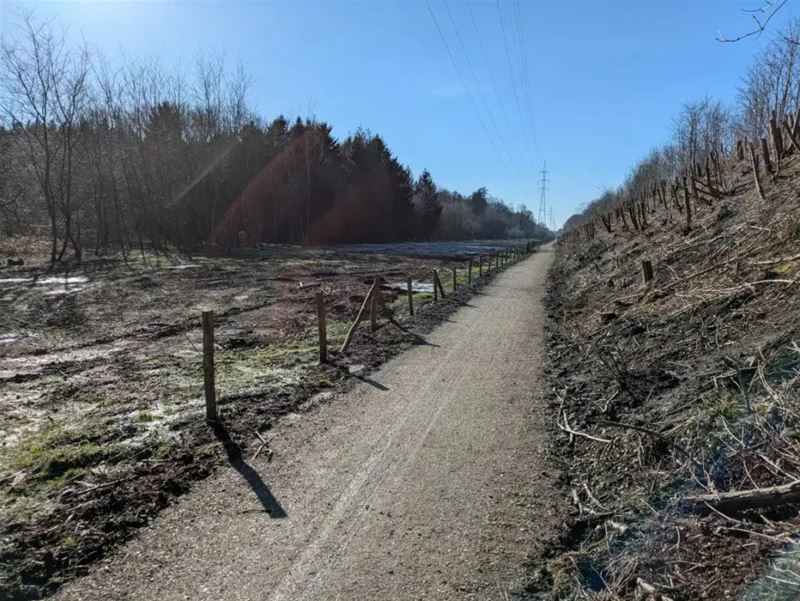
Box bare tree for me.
[673,97,732,171]
[0,12,90,261]
[737,18,800,140]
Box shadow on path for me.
[211,421,287,518]
[334,363,390,391]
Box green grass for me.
[5,424,106,480]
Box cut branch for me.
[683,480,800,514]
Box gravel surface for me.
[56,247,558,601]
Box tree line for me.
[565,16,800,230]
[0,13,552,263]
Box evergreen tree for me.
[413,169,442,240]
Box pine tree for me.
[414,170,442,240]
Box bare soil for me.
[0,242,527,599]
[531,154,800,598]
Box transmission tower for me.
[549,206,555,231]
[538,163,549,225]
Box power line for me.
[538,162,549,225]
[496,0,536,172]
[425,0,526,196]
[442,1,522,178]
[466,1,520,165]
[511,1,541,164]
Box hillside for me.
[534,129,800,598]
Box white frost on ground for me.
[37,276,89,285]
[0,275,90,295]
[387,280,434,293]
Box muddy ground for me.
[0,241,530,600]
[532,153,800,599]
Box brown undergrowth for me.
[533,154,800,599]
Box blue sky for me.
[2,0,797,227]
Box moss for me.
[137,410,154,422]
[718,401,741,420]
[768,261,798,276]
[5,425,107,480]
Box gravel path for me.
[57,247,558,600]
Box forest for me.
[565,17,800,232]
[0,13,551,263]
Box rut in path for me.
[58,246,559,601]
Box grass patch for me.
[5,424,107,480]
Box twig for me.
[251,430,273,462]
[716,0,789,43]
[71,475,137,497]
[559,410,612,444]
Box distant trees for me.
[413,170,441,240]
[672,97,732,171]
[0,13,91,261]
[0,13,552,261]
[468,187,489,215]
[435,197,478,240]
[429,187,545,241]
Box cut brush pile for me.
[534,122,800,599]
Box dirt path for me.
[57,247,558,601]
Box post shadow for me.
[211,421,287,518]
[331,362,390,391]
[388,317,440,348]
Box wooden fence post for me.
[339,279,380,353]
[479,255,483,276]
[202,310,217,422]
[407,276,414,316]
[316,291,327,364]
[452,265,457,291]
[495,253,499,270]
[433,269,439,302]
[468,258,473,284]
[370,277,383,332]
[641,260,654,285]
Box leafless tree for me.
[0,11,90,261]
[673,97,732,171]
[737,18,800,140]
